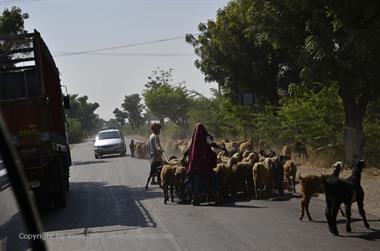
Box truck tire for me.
[51,157,66,209]
[65,162,70,192]
[34,191,51,211]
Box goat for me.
[299,161,344,221]
[321,160,370,235]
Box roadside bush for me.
[68,118,83,144]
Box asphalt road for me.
[38,140,380,251]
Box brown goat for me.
[299,162,344,221]
[284,160,297,192]
[160,164,177,204]
[282,145,291,159]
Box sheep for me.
[213,163,234,200]
[178,142,188,155]
[322,160,369,235]
[174,165,187,202]
[231,155,258,199]
[135,142,148,159]
[284,160,297,192]
[282,145,291,159]
[134,142,143,158]
[299,161,344,221]
[242,152,257,162]
[217,150,229,164]
[271,155,286,196]
[160,164,177,204]
[252,161,271,199]
[242,150,251,159]
[239,139,254,153]
[225,140,239,152]
[227,152,243,168]
[167,156,180,166]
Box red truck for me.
[0,30,71,208]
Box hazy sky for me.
[1,0,229,120]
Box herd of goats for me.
[133,139,370,236]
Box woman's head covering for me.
[187,123,216,183]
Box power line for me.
[0,0,41,6]
[1,0,225,5]
[53,33,199,58]
[55,52,194,57]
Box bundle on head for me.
[322,160,369,235]
[299,161,345,221]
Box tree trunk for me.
[159,118,165,130]
[340,85,369,166]
[344,126,364,166]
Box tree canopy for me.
[187,0,380,163]
[67,94,102,142]
[113,94,145,130]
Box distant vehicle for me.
[94,129,126,158]
[0,30,71,209]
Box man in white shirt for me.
[145,123,163,190]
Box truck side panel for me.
[37,39,66,138]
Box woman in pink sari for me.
[184,123,224,205]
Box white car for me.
[94,129,126,159]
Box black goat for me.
[321,160,370,235]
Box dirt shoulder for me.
[296,165,380,218]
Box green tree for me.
[0,6,29,69]
[67,94,101,136]
[115,93,145,130]
[113,108,127,126]
[143,69,192,136]
[301,0,380,163]
[144,83,192,136]
[190,0,380,163]
[186,0,301,106]
[0,6,29,35]
[67,118,83,144]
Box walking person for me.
[145,123,163,190]
[183,123,224,205]
[129,139,135,157]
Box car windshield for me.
[98,131,120,140]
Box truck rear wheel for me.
[51,157,66,209]
[34,191,51,211]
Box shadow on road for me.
[268,192,303,201]
[341,228,380,241]
[71,160,108,166]
[304,217,380,240]
[40,182,162,233]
